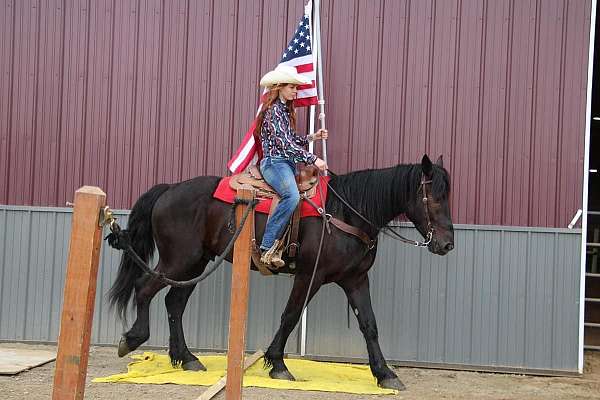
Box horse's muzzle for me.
[429,238,454,256]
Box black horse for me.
[108,154,453,390]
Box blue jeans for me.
[259,157,300,251]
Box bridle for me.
[325,173,435,248]
[416,176,434,247]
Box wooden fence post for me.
[225,187,256,400]
[52,186,106,400]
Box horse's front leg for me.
[339,275,405,391]
[265,274,323,381]
[165,284,206,371]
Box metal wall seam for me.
[0,1,15,202]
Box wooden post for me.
[52,186,106,400]
[225,187,255,400]
[196,350,264,400]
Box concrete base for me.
[0,348,56,375]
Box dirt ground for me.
[1,343,599,400]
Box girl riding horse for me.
[254,65,328,267]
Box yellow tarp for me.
[93,352,397,395]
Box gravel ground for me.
[1,343,599,399]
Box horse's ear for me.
[421,154,433,177]
[436,155,444,168]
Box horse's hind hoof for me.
[117,337,131,358]
[269,369,296,381]
[182,359,206,371]
[379,377,406,391]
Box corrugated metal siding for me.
[0,206,300,353]
[0,206,581,372]
[0,0,592,227]
[306,226,581,372]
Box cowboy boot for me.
[260,239,285,268]
[251,241,274,276]
[271,245,285,268]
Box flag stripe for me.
[227,121,257,172]
[228,138,255,172]
[279,55,314,67]
[294,97,318,107]
[295,63,314,74]
[297,87,318,98]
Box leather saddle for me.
[229,164,321,276]
[229,164,320,199]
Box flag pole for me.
[308,108,316,154]
[314,0,327,173]
[300,0,318,357]
[308,0,317,154]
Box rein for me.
[325,171,434,248]
[105,167,434,290]
[299,176,328,314]
[105,198,259,288]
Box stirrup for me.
[260,239,285,268]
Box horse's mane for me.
[327,163,450,228]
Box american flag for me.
[228,1,318,174]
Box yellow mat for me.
[93,352,397,395]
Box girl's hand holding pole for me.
[310,129,328,141]
[314,158,328,172]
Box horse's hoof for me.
[117,337,131,358]
[379,377,406,391]
[182,359,206,371]
[269,369,296,381]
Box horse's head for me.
[405,155,454,256]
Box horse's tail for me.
[108,183,170,322]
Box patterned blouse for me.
[260,99,317,165]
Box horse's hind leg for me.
[118,271,166,357]
[165,283,206,371]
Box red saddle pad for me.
[213,176,330,217]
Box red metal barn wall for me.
[0,0,592,227]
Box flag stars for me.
[278,12,314,61]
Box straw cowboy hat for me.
[260,65,311,87]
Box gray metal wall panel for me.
[552,236,580,369]
[48,213,70,341]
[471,230,501,365]
[26,212,56,341]
[11,210,300,354]
[0,0,593,229]
[497,231,528,366]
[0,210,71,342]
[0,207,581,372]
[444,228,475,364]
[1,209,30,340]
[305,227,581,372]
